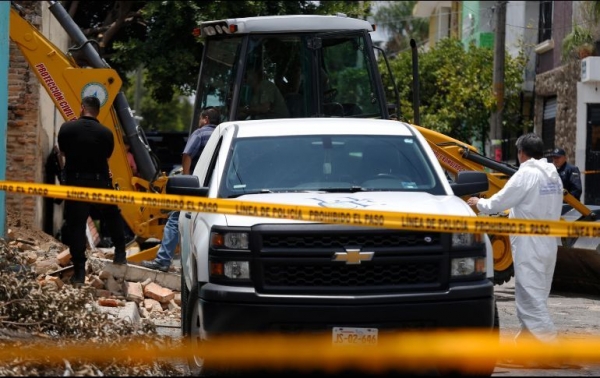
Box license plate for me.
[332,327,378,346]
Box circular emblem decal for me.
[81,82,109,106]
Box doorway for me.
[585,104,600,205]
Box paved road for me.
[493,278,600,376]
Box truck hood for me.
[224,191,473,227]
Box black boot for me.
[72,263,86,286]
[113,248,127,265]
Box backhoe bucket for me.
[552,206,600,296]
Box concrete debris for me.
[0,220,186,376]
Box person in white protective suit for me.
[467,133,563,343]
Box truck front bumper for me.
[198,280,494,335]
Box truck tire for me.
[181,272,189,336]
[185,282,205,376]
[494,264,514,285]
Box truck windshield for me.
[220,135,444,198]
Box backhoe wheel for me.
[491,234,514,285]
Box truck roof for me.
[200,14,373,35]
[220,118,414,138]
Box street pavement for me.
[493,277,600,376]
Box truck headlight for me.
[451,257,486,277]
[452,232,481,247]
[211,232,249,249]
[210,261,250,279]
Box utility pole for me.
[490,1,507,161]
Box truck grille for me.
[262,232,441,248]
[253,227,447,294]
[263,261,439,286]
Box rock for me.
[86,275,105,289]
[98,298,125,307]
[23,251,38,264]
[123,281,144,303]
[34,259,60,275]
[44,275,64,289]
[143,282,174,304]
[98,270,112,280]
[105,275,122,295]
[56,249,71,267]
[144,298,163,313]
[173,292,181,306]
[95,289,111,298]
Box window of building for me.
[538,1,553,43]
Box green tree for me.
[381,38,527,143]
[64,0,371,103]
[123,69,192,132]
[372,1,428,56]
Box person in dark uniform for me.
[547,147,583,214]
[57,96,127,285]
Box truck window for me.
[197,36,243,122]
[220,135,444,198]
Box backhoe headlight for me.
[451,257,486,277]
[211,232,249,250]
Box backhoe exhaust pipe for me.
[410,39,420,126]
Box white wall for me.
[505,1,538,93]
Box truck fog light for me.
[224,261,250,279]
[451,257,485,277]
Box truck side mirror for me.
[166,175,209,197]
[450,171,489,197]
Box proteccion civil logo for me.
[81,82,109,106]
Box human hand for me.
[466,197,479,207]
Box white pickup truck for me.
[167,117,497,374]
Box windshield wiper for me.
[315,186,366,193]
[227,189,273,198]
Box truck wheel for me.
[181,272,189,336]
[493,264,514,285]
[185,282,205,376]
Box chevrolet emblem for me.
[332,248,374,265]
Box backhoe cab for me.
[192,14,391,125]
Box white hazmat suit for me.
[476,157,563,342]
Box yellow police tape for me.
[0,332,597,371]
[0,180,598,238]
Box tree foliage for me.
[381,38,528,143]
[123,70,192,132]
[63,0,371,103]
[372,1,428,57]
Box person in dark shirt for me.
[547,147,582,214]
[57,96,127,285]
